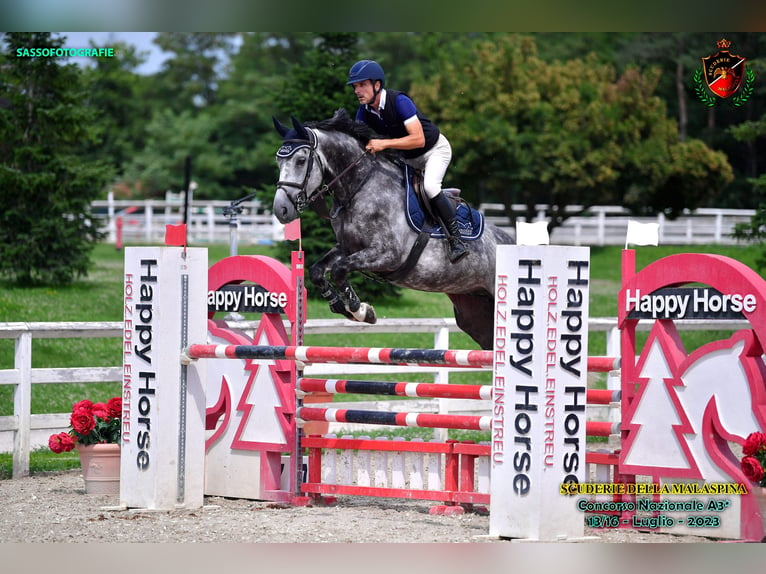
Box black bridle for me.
[276,128,368,215]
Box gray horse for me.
[273,109,515,350]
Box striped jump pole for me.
[298,377,492,400]
[299,377,620,404]
[297,406,491,431]
[184,344,619,372]
[185,344,491,368]
[297,406,617,437]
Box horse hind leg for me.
[447,292,495,350]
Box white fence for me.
[92,192,278,246]
[479,204,755,246]
[91,194,755,247]
[0,317,750,478]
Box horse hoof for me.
[352,303,377,324]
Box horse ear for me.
[290,115,310,140]
[273,116,290,137]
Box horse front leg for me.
[329,254,378,324]
[308,247,356,320]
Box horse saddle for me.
[403,165,484,240]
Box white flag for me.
[515,221,550,246]
[625,220,659,248]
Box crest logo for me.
[693,38,755,107]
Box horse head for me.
[272,115,324,223]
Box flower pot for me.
[77,443,121,496]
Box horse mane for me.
[308,109,375,146]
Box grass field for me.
[1,240,762,476]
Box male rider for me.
[347,59,468,263]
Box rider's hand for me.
[365,139,386,154]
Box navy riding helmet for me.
[347,60,385,88]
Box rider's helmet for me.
[347,60,386,88]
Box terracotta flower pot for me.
[77,443,121,496]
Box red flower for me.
[742,432,766,456]
[106,397,122,420]
[741,456,765,483]
[70,411,96,436]
[72,399,93,414]
[50,396,122,452]
[48,432,75,453]
[92,402,110,420]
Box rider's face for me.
[351,80,378,106]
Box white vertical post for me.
[12,331,32,479]
[490,245,590,540]
[121,247,208,510]
[107,191,116,243]
[434,325,450,442]
[144,203,153,243]
[715,213,723,242]
[597,209,606,246]
[206,205,215,243]
[605,326,621,392]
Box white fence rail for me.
[0,317,749,478]
[478,204,755,246]
[91,194,754,247]
[92,192,278,246]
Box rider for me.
[346,59,468,264]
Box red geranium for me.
[740,432,766,487]
[70,411,96,436]
[106,397,122,420]
[48,432,76,453]
[49,396,122,453]
[743,432,766,456]
[92,402,110,420]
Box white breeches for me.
[405,133,452,199]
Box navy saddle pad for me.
[402,165,484,240]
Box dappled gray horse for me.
[273,109,514,350]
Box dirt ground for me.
[0,469,720,544]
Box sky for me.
[60,31,166,74]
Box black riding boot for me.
[430,192,468,263]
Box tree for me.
[412,34,733,230]
[150,32,237,112]
[122,33,317,201]
[0,33,112,285]
[730,115,766,270]
[80,40,152,181]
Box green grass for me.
[1,240,762,475]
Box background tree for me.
[0,33,112,285]
[730,115,766,270]
[412,34,733,231]
[81,40,152,185]
[149,32,238,112]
